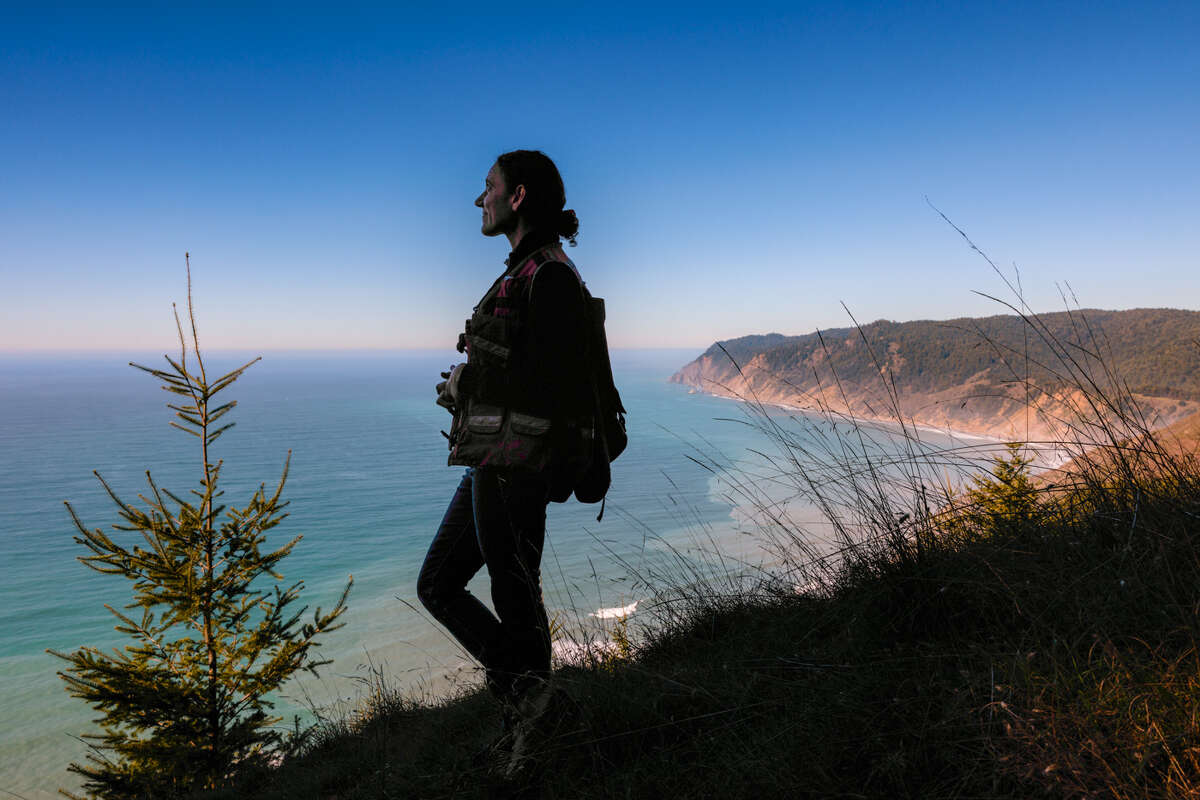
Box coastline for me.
[690,383,1070,473]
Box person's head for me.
[474,150,579,247]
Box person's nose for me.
[474,192,484,208]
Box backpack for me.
[572,289,627,519]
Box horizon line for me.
[0,345,712,355]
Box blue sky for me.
[2,1,1197,350]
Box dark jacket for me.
[449,232,593,469]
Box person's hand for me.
[435,363,466,412]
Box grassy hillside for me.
[202,309,1200,800]
[207,443,1200,799]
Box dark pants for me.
[417,467,552,698]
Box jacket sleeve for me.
[524,262,592,419]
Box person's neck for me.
[504,226,560,271]
[505,219,534,251]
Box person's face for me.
[475,163,522,238]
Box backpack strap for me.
[491,242,578,318]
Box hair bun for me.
[558,208,579,245]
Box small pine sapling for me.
[50,262,352,799]
[962,441,1038,532]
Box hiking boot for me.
[503,679,580,781]
[473,703,520,775]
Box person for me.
[416,150,592,776]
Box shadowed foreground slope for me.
[206,445,1200,799]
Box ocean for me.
[0,349,991,798]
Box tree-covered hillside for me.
[672,308,1200,441]
[690,308,1200,401]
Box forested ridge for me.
[671,308,1200,440]
[689,308,1200,401]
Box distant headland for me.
[671,308,1200,444]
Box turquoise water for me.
[0,349,997,798]
[1,348,795,799]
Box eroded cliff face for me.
[670,344,1199,443]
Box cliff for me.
[671,309,1200,442]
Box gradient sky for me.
[2,1,1198,351]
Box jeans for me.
[417,467,552,697]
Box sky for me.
[2,1,1198,351]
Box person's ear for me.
[509,184,526,212]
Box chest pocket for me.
[466,313,514,366]
[467,272,535,363]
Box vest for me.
[447,242,593,476]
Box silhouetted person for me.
[417,150,591,778]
